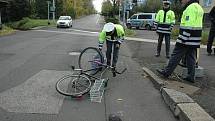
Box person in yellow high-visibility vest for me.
[154,0,175,58]
[98,22,125,70]
[157,0,204,83]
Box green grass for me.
[22,19,56,28]
[0,25,15,36]
[125,28,136,37]
[8,18,56,30]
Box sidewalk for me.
[125,30,215,119]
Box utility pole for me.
[0,10,2,29]
[123,0,126,27]
[119,4,120,21]
[118,0,121,21]
[52,0,55,21]
[47,1,51,25]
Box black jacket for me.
[209,6,215,24]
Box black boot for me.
[156,69,169,78]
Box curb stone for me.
[142,67,215,121]
[175,103,215,121]
[142,67,165,90]
[161,88,195,116]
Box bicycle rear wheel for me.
[56,75,91,97]
[78,47,104,75]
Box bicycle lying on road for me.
[55,47,127,102]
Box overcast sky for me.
[93,0,103,12]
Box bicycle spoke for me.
[79,47,104,75]
[56,75,91,97]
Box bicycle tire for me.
[56,75,92,97]
[78,47,104,75]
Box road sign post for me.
[52,0,55,21]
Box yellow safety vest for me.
[155,9,175,34]
[98,24,125,48]
[176,2,204,47]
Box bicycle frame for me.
[72,59,127,80]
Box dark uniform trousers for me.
[207,23,215,54]
[157,33,170,56]
[106,40,120,67]
[164,43,196,81]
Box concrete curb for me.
[142,67,215,121]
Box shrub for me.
[105,17,119,24]
[9,17,30,30]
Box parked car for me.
[57,16,73,28]
[126,13,156,30]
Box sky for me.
[93,0,103,12]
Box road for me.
[0,14,177,121]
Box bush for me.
[105,17,119,24]
[17,17,30,28]
[0,25,15,36]
[125,28,136,37]
[7,18,56,30]
[9,17,30,30]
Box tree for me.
[2,0,31,22]
[2,0,95,22]
[101,0,113,16]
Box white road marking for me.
[0,70,71,114]
[33,29,99,37]
[96,15,100,24]
[32,29,209,48]
[67,28,99,34]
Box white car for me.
[57,16,73,28]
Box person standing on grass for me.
[207,6,215,55]
[154,0,175,59]
[156,0,204,83]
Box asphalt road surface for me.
[0,14,177,121]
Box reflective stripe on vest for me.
[177,3,204,47]
[156,10,175,34]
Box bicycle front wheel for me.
[78,47,104,75]
[56,75,91,97]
